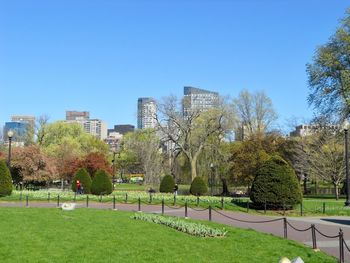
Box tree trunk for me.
[190,157,197,181]
[334,183,339,200]
[221,178,230,196]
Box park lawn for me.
[0,208,336,263]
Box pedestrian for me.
[174,184,178,196]
[76,180,81,194]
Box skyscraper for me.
[137,98,157,129]
[183,86,219,117]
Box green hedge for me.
[0,160,12,196]
[190,177,208,196]
[250,155,302,209]
[91,170,113,195]
[71,168,92,194]
[159,175,175,193]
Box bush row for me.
[71,168,112,195]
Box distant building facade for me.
[66,111,90,121]
[137,98,157,129]
[3,115,36,145]
[289,124,339,137]
[65,111,107,140]
[183,86,219,117]
[113,124,135,135]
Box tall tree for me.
[307,9,350,121]
[308,131,345,200]
[233,90,277,137]
[156,96,233,181]
[121,129,163,184]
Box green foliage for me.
[307,9,350,120]
[190,177,208,196]
[250,156,302,208]
[71,168,92,194]
[132,213,227,237]
[159,175,175,193]
[0,160,12,196]
[91,169,112,195]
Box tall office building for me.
[137,98,157,129]
[183,86,219,117]
[65,111,107,140]
[3,115,36,145]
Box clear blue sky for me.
[0,0,349,132]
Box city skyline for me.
[1,1,349,132]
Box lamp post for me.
[210,163,215,196]
[112,148,116,190]
[7,130,14,168]
[343,119,350,206]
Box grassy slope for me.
[0,208,336,263]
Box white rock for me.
[279,257,291,263]
[291,257,304,263]
[61,203,76,211]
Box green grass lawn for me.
[0,208,337,263]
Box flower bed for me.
[132,213,227,237]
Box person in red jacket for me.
[76,180,81,194]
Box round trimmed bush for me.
[190,177,208,196]
[71,168,92,194]
[91,169,113,195]
[0,160,12,196]
[159,175,175,193]
[250,155,302,209]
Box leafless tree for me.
[233,90,277,137]
[156,95,233,181]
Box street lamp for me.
[210,163,215,196]
[343,119,350,206]
[7,130,14,168]
[111,148,117,190]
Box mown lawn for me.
[0,208,337,263]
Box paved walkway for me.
[1,200,349,262]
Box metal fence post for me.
[113,195,116,210]
[162,198,164,215]
[173,195,176,206]
[221,197,224,210]
[264,200,267,214]
[149,193,152,203]
[86,195,89,207]
[138,197,141,212]
[246,201,249,213]
[283,218,288,239]
[339,229,345,263]
[125,193,128,203]
[185,201,188,218]
[323,202,326,214]
[209,205,212,221]
[300,202,303,216]
[311,224,317,249]
[57,194,60,207]
[197,196,199,207]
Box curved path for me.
[1,200,349,262]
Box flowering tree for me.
[11,146,57,184]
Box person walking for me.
[76,180,81,194]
